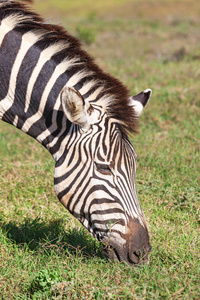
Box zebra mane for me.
[0,0,139,133]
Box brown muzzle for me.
[103,217,151,266]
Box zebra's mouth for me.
[101,217,151,266]
[103,245,121,263]
[102,244,150,266]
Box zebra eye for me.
[95,163,112,175]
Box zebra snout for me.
[128,246,151,265]
[103,243,151,266]
[125,217,151,265]
[128,250,140,264]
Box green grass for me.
[0,0,200,299]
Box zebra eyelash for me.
[94,162,112,176]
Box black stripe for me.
[0,30,22,101]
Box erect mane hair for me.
[0,0,139,133]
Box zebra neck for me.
[0,92,72,159]
[0,26,74,158]
[0,67,72,159]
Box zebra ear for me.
[60,86,96,130]
[129,89,152,117]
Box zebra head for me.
[54,86,152,266]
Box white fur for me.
[13,115,18,127]
[0,14,34,46]
[144,88,152,95]
[131,100,144,116]
[66,70,94,88]
[79,80,98,95]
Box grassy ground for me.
[0,0,200,299]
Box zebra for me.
[0,0,152,265]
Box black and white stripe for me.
[0,1,152,265]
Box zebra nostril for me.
[135,249,140,256]
[129,251,140,264]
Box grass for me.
[0,0,200,299]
